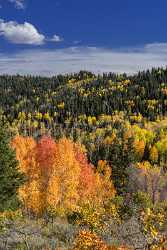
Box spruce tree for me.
[0,124,25,211]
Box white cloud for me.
[0,44,167,76]
[144,43,167,54]
[8,0,25,9]
[0,19,45,45]
[50,34,63,42]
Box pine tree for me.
[0,124,25,211]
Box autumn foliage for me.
[12,135,115,216]
[71,230,110,250]
[71,230,131,250]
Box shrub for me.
[71,230,110,250]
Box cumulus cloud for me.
[0,19,45,45]
[50,34,63,42]
[8,0,25,9]
[0,44,167,76]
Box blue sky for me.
[0,0,167,75]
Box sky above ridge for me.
[0,0,167,75]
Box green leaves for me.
[0,123,25,211]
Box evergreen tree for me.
[110,135,136,194]
[0,123,25,211]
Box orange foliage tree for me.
[47,137,81,215]
[11,135,41,214]
[12,135,115,217]
[36,136,58,215]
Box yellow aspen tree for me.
[49,137,81,215]
[133,139,145,160]
[149,145,159,163]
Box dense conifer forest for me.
[2,68,167,249]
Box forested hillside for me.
[1,68,167,249]
[1,68,167,129]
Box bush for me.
[68,202,104,231]
[71,230,110,250]
[133,191,153,210]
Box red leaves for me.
[12,135,115,216]
[74,144,96,200]
[36,135,56,169]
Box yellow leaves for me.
[87,116,97,126]
[76,202,104,230]
[123,79,131,85]
[53,138,81,215]
[0,210,22,221]
[130,113,143,123]
[13,135,116,218]
[83,93,88,98]
[141,208,165,242]
[72,230,110,250]
[68,78,75,84]
[94,128,105,137]
[35,112,42,120]
[46,174,60,212]
[147,99,158,107]
[15,141,43,214]
[96,160,116,203]
[132,125,155,145]
[103,135,114,145]
[33,120,38,129]
[18,111,26,121]
[91,116,97,125]
[98,114,112,123]
[150,227,158,238]
[147,207,151,216]
[87,116,93,126]
[28,113,32,119]
[43,112,51,121]
[20,179,43,215]
[125,100,135,107]
[156,137,167,157]
[13,136,80,216]
[149,146,158,163]
[133,139,145,160]
[78,114,87,123]
[137,161,153,173]
[11,135,36,173]
[97,160,109,174]
[57,102,65,109]
[108,79,112,85]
